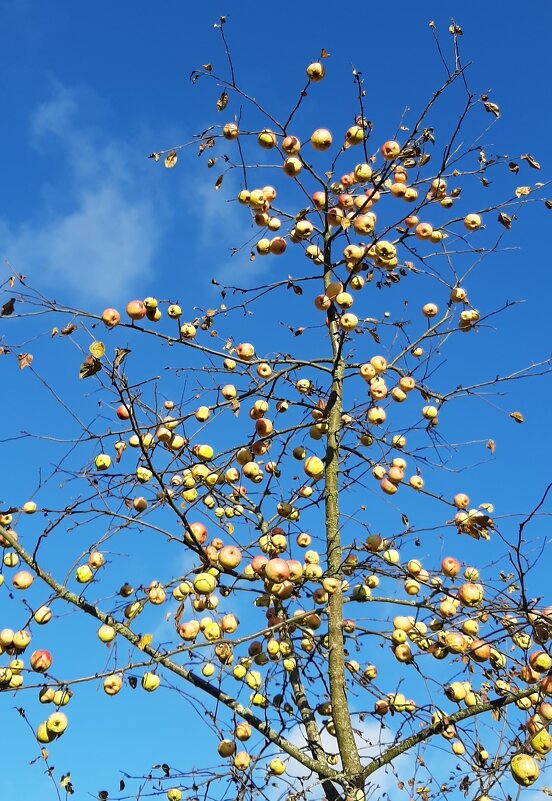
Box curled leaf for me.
[18,353,33,369]
[483,100,500,118]
[486,439,496,454]
[510,411,524,423]
[164,151,178,169]
[515,186,531,198]
[61,323,77,336]
[521,153,540,169]
[216,91,229,111]
[498,211,512,229]
[79,355,102,379]
[215,173,224,190]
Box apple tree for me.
[1,17,551,801]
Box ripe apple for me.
[95,453,111,471]
[310,128,333,151]
[258,129,277,149]
[141,672,160,692]
[76,564,93,583]
[167,790,182,801]
[510,753,539,787]
[233,751,250,771]
[269,758,286,775]
[12,570,34,590]
[218,545,242,570]
[103,674,123,695]
[30,649,53,672]
[223,122,239,140]
[34,606,52,625]
[381,140,401,160]
[101,308,120,328]
[36,722,57,743]
[265,558,290,582]
[345,125,364,146]
[303,456,324,479]
[126,300,146,321]
[422,303,438,318]
[98,623,116,643]
[307,62,325,81]
[464,213,482,231]
[218,739,236,757]
[46,711,68,735]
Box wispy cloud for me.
[2,83,165,303]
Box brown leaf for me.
[521,153,540,169]
[544,199,552,210]
[508,161,519,173]
[498,211,512,229]
[164,151,178,169]
[483,100,500,118]
[231,398,240,416]
[1,298,15,316]
[216,91,229,111]
[18,353,33,369]
[202,63,212,71]
[79,355,102,379]
[486,439,496,454]
[320,48,331,58]
[9,275,15,288]
[115,443,125,464]
[515,186,531,198]
[61,323,77,336]
[215,174,224,190]
[148,152,161,161]
[51,327,59,337]
[114,348,131,369]
[510,411,524,423]
[448,23,463,35]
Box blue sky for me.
[1,2,552,800]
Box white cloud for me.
[2,84,164,303]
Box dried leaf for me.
[79,355,102,379]
[148,152,161,161]
[99,792,109,801]
[320,48,331,58]
[546,199,552,210]
[18,353,33,370]
[164,151,178,169]
[128,675,137,689]
[89,341,105,359]
[521,153,540,169]
[202,63,212,71]
[215,174,224,190]
[230,398,240,417]
[137,633,153,651]
[1,298,15,316]
[61,323,77,336]
[51,327,59,337]
[508,161,519,173]
[115,443,125,464]
[510,411,524,423]
[216,91,229,111]
[483,100,500,118]
[480,503,494,513]
[515,186,531,198]
[41,747,49,761]
[448,23,463,35]
[498,211,512,229]
[486,439,496,454]
[114,348,131,369]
